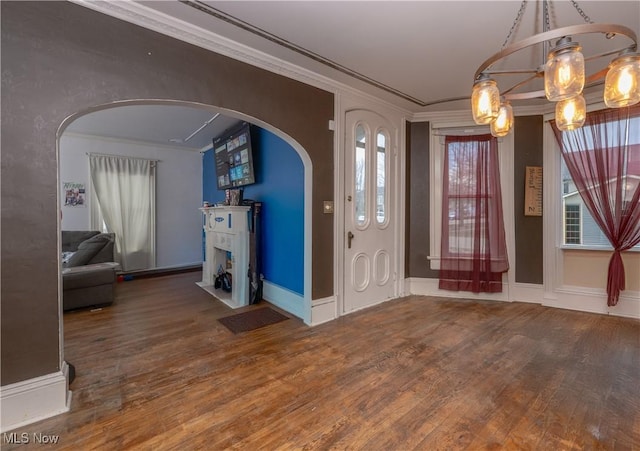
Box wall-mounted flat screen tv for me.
[213,122,256,190]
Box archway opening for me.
[58,99,313,327]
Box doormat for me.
[218,307,289,334]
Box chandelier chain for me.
[544,0,550,33]
[570,0,594,24]
[501,0,528,49]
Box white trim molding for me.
[262,281,305,322]
[406,277,638,319]
[69,0,336,95]
[310,296,338,326]
[511,282,545,304]
[406,277,516,303]
[0,363,71,433]
[544,286,640,319]
[407,278,547,305]
[69,0,412,119]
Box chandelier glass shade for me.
[491,101,514,137]
[544,38,585,101]
[471,76,500,124]
[604,51,640,107]
[471,1,639,136]
[555,94,586,131]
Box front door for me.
[343,110,397,313]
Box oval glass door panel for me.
[352,253,370,292]
[355,124,367,226]
[376,131,388,224]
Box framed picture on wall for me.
[63,181,86,207]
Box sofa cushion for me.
[63,262,119,290]
[66,233,114,267]
[61,231,100,252]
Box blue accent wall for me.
[202,127,304,295]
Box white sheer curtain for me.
[90,154,156,271]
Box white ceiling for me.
[65,104,242,150]
[67,1,639,147]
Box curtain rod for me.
[86,152,161,162]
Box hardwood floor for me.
[4,272,639,450]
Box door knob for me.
[347,231,354,249]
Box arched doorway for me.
[58,100,313,325]
[2,3,334,429]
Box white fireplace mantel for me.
[197,205,250,308]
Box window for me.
[559,113,640,250]
[429,124,514,272]
[376,131,387,224]
[444,140,491,255]
[354,124,367,226]
[354,124,389,227]
[90,155,157,270]
[438,134,509,293]
[564,204,581,244]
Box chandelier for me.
[471,0,639,137]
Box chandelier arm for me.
[500,74,542,96]
[474,23,638,80]
[500,68,612,101]
[422,96,472,107]
[483,69,540,75]
[504,90,546,101]
[585,68,609,85]
[584,47,637,63]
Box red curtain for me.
[439,134,509,293]
[552,105,640,306]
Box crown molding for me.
[68,0,412,118]
[412,109,475,123]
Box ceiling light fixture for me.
[169,113,221,144]
[472,0,639,136]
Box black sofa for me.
[62,231,120,311]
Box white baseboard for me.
[406,277,639,319]
[310,296,337,326]
[1,362,71,433]
[262,281,305,320]
[405,277,442,297]
[511,282,545,303]
[405,277,511,302]
[545,286,640,319]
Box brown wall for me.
[513,116,544,284]
[1,2,334,385]
[405,121,439,278]
[405,118,544,284]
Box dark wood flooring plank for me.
[3,272,638,450]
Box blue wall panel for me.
[202,127,304,295]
